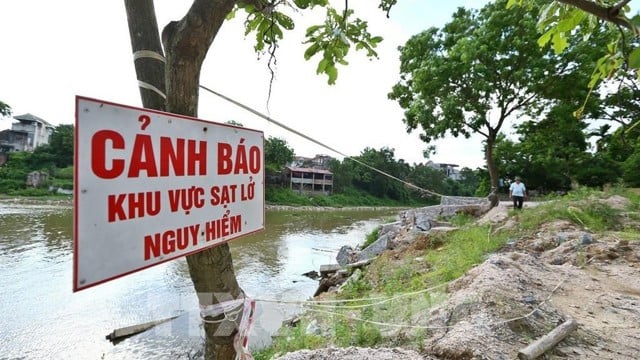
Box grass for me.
[361,226,381,249]
[424,226,509,283]
[516,190,623,232]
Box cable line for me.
[199,85,445,198]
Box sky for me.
[0,0,491,169]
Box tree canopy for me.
[388,0,576,202]
[509,0,640,89]
[0,100,11,118]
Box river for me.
[0,201,400,359]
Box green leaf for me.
[551,32,568,54]
[304,43,320,60]
[629,47,640,69]
[537,29,553,47]
[506,0,521,9]
[293,0,311,9]
[316,58,328,74]
[275,12,295,30]
[326,65,338,84]
[305,25,323,37]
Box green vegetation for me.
[0,124,74,197]
[255,188,634,359]
[361,226,381,249]
[265,187,434,208]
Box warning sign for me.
[73,96,265,291]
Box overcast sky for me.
[0,0,491,169]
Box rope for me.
[292,264,576,331]
[128,50,484,199]
[256,282,448,310]
[133,50,167,99]
[198,85,446,198]
[252,256,596,332]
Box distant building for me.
[0,130,29,153]
[289,154,334,170]
[0,113,54,152]
[427,161,461,180]
[285,166,333,195]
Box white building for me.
[1,113,54,151]
[427,161,462,180]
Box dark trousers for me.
[513,196,524,209]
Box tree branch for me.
[611,0,633,15]
[556,0,635,31]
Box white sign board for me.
[74,96,265,291]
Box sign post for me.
[74,96,264,291]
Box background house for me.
[285,154,335,195]
[285,166,333,195]
[427,161,461,180]
[0,113,54,152]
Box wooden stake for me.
[518,317,578,360]
[106,315,180,343]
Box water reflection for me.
[0,203,400,358]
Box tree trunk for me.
[124,2,243,359]
[485,135,500,208]
[124,0,166,111]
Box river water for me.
[0,202,400,359]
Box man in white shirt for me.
[509,176,527,210]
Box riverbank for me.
[0,195,415,213]
[0,195,73,206]
[259,189,640,360]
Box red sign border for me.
[73,95,265,292]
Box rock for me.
[550,256,566,265]
[358,234,392,261]
[379,221,402,238]
[414,212,432,231]
[302,270,319,280]
[336,245,358,266]
[313,271,348,297]
[319,264,341,277]
[582,233,593,245]
[556,232,569,244]
[274,346,425,360]
[523,295,536,304]
[305,320,320,335]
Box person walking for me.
[509,176,527,210]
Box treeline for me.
[2,123,636,202]
[263,136,482,206]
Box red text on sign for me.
[143,224,200,260]
[205,214,242,241]
[91,130,207,179]
[217,140,261,175]
[108,191,161,222]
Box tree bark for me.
[124,0,167,111]
[125,1,243,359]
[485,133,500,208]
